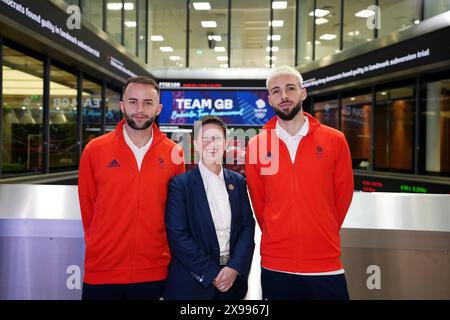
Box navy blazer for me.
[164,166,255,300]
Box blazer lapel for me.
[223,169,239,247]
[191,167,220,249]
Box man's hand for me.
[213,267,239,292]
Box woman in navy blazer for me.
[164,116,255,300]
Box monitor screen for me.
[159,89,275,126]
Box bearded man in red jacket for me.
[78,76,185,300]
[245,65,354,300]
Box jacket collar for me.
[263,112,320,135]
[114,118,165,146]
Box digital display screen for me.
[159,90,275,126]
[354,175,450,194]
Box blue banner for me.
[159,90,275,125]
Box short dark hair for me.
[122,76,160,97]
[193,115,227,139]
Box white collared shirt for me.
[275,116,309,163]
[198,162,232,256]
[123,126,153,171]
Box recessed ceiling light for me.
[347,30,360,36]
[308,9,330,17]
[169,56,181,61]
[315,18,329,25]
[123,2,134,10]
[193,2,211,10]
[355,9,375,18]
[319,33,336,40]
[160,47,174,52]
[266,46,279,52]
[208,35,222,41]
[217,56,228,61]
[268,20,284,27]
[272,1,287,9]
[107,2,134,10]
[213,47,226,52]
[124,21,136,28]
[201,21,217,28]
[267,35,282,41]
[151,35,164,41]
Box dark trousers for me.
[82,280,165,300]
[261,268,349,300]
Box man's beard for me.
[124,111,154,130]
[273,100,302,121]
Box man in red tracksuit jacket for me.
[245,66,354,300]
[78,76,185,300]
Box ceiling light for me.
[193,2,211,10]
[272,1,287,9]
[267,35,281,41]
[347,30,360,36]
[414,19,420,24]
[107,2,134,10]
[308,9,330,17]
[169,56,181,61]
[214,47,226,52]
[266,46,279,52]
[107,3,122,10]
[217,56,228,61]
[151,35,164,41]
[201,21,217,28]
[268,20,284,27]
[265,56,277,61]
[315,18,329,25]
[319,33,336,40]
[208,35,222,41]
[123,2,134,10]
[355,9,375,18]
[124,21,136,27]
[160,47,174,52]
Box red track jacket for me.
[78,119,185,284]
[245,113,353,273]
